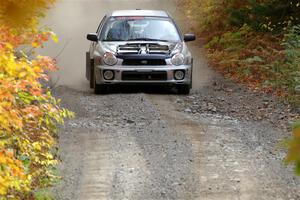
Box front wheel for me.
[176,84,191,95]
[94,76,109,94]
[94,83,109,94]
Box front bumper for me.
[94,64,192,85]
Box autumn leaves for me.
[0,0,72,198]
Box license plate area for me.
[121,71,167,81]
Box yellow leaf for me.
[19,71,27,78]
[32,41,40,48]
[50,32,59,43]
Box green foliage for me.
[184,0,300,105]
[281,25,300,104]
[205,25,251,50]
[185,0,300,34]
[283,25,300,61]
[285,121,300,175]
[34,189,54,200]
[228,0,300,31]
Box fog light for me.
[174,70,185,80]
[103,70,114,80]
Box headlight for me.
[103,52,117,66]
[171,53,184,66]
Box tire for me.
[177,84,191,95]
[94,83,109,94]
[93,73,109,94]
[85,52,90,80]
[89,59,94,89]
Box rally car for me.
[86,10,196,94]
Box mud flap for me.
[190,58,193,89]
[86,52,90,81]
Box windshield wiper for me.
[127,38,169,42]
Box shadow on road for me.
[91,85,191,95]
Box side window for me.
[96,15,106,35]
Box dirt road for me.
[41,0,300,199]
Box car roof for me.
[110,10,169,18]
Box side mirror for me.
[87,33,98,42]
[184,34,196,42]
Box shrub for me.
[280,25,300,104]
[0,0,73,199]
[285,121,300,175]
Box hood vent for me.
[117,43,170,55]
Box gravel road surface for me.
[40,0,300,199]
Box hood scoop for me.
[117,43,170,55]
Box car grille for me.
[117,43,170,55]
[122,71,167,81]
[122,59,166,66]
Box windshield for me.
[101,17,181,42]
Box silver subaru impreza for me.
[86,10,196,94]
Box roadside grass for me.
[34,189,54,200]
[205,25,300,107]
[182,0,300,108]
